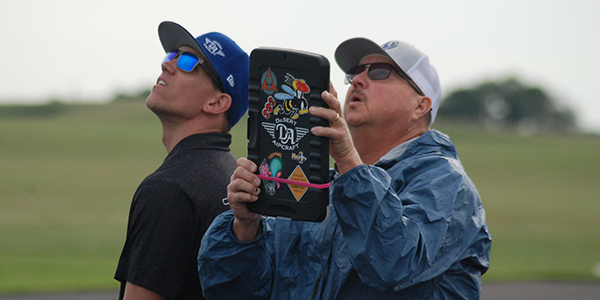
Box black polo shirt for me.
[115,133,235,300]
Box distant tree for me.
[112,89,151,102]
[438,78,577,133]
[0,100,67,118]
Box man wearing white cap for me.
[198,38,491,299]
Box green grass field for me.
[1,101,599,294]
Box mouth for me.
[156,76,166,87]
[348,90,365,103]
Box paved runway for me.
[482,282,600,300]
[1,282,600,300]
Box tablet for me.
[247,47,330,222]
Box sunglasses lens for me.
[177,52,199,72]
[345,65,366,84]
[162,51,178,63]
[344,74,355,85]
[347,65,366,75]
[368,63,393,80]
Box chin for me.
[145,97,168,116]
[146,92,164,107]
[343,111,360,125]
[145,97,156,111]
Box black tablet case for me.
[247,47,330,222]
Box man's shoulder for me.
[413,130,453,148]
[382,131,462,178]
[152,146,236,182]
[402,130,458,160]
[167,145,236,173]
[135,152,233,210]
[132,177,187,208]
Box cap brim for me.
[335,37,392,73]
[158,21,225,91]
[158,21,210,66]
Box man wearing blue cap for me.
[198,38,491,299]
[115,21,249,300]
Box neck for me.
[158,115,226,153]
[350,125,428,165]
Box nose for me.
[350,68,369,88]
[161,56,178,74]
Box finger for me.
[321,90,342,113]
[237,157,257,173]
[311,124,345,141]
[232,159,260,184]
[329,81,338,99]
[228,158,261,205]
[229,174,260,196]
[331,112,341,125]
[230,169,261,197]
[310,106,341,125]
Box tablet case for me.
[247,47,330,222]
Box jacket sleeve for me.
[331,158,488,291]
[197,210,274,300]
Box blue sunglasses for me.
[162,50,223,90]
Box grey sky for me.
[1,0,598,132]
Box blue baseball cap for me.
[158,21,249,127]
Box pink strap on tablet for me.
[257,174,331,189]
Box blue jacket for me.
[198,130,491,299]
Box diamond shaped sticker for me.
[287,165,309,201]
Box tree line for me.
[437,77,577,133]
[2,77,579,134]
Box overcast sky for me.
[1,0,599,132]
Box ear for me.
[203,93,232,115]
[413,96,432,121]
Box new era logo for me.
[227,74,234,87]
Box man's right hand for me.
[227,157,262,242]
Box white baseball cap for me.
[335,38,441,124]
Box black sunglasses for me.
[345,63,424,96]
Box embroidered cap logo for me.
[381,41,399,50]
[203,38,225,57]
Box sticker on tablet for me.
[288,165,309,201]
[273,73,310,120]
[260,68,278,95]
